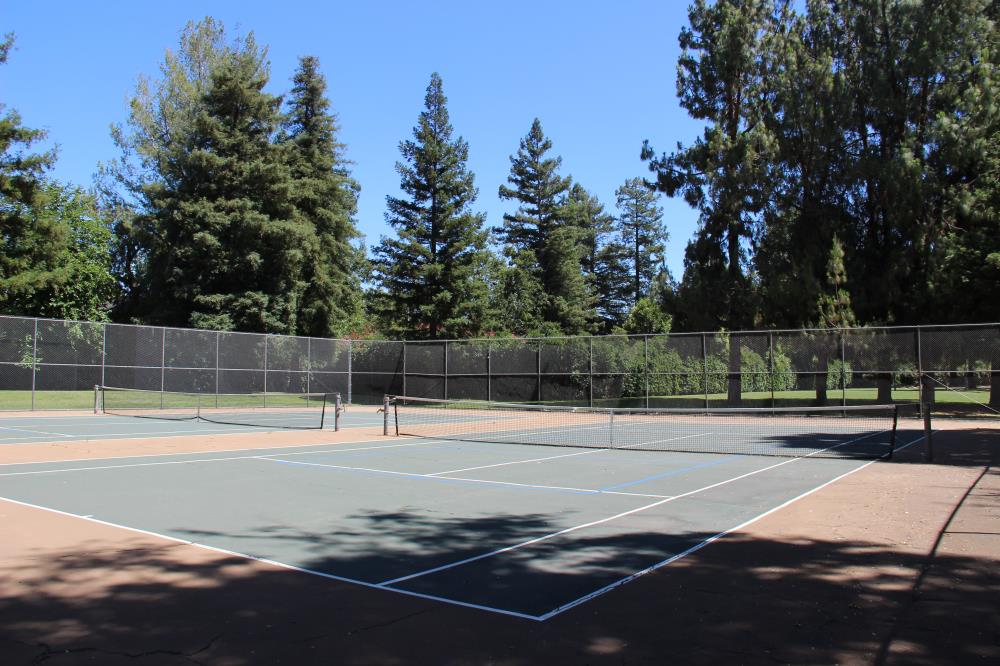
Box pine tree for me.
[817,236,856,329]
[642,0,776,403]
[615,177,667,306]
[497,119,594,334]
[140,42,307,333]
[1,34,114,320]
[280,56,364,337]
[373,73,493,339]
[100,19,270,324]
[563,184,629,331]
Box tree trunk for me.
[815,356,829,406]
[921,374,936,404]
[727,342,742,405]
[876,374,892,403]
[990,371,1000,409]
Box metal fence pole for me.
[768,331,775,410]
[537,339,542,403]
[263,335,268,407]
[702,333,709,408]
[587,336,594,407]
[347,339,353,405]
[916,327,924,405]
[160,327,166,409]
[443,340,449,400]
[840,330,847,407]
[101,324,107,390]
[30,318,37,410]
[644,335,650,408]
[215,332,221,409]
[402,342,407,398]
[306,337,311,408]
[487,340,492,403]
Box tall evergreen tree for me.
[99,18,261,323]
[564,184,629,331]
[615,177,667,306]
[139,41,307,332]
[754,0,852,328]
[816,236,856,330]
[280,56,364,337]
[497,119,594,334]
[643,0,775,334]
[372,73,493,339]
[1,35,114,320]
[643,0,777,402]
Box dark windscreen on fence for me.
[0,316,996,412]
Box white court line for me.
[0,425,73,438]
[616,431,714,449]
[378,429,889,586]
[427,448,607,476]
[0,433,923,623]
[257,457,672,499]
[537,434,927,620]
[0,439,451,476]
[0,495,544,622]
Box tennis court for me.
[0,395,926,620]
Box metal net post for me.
[383,395,390,435]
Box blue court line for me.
[599,456,738,492]
[266,457,601,496]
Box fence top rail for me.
[0,315,353,344]
[0,313,997,348]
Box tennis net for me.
[387,396,899,459]
[97,386,340,430]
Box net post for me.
[922,402,934,462]
[93,384,100,414]
[383,395,390,436]
[888,405,898,459]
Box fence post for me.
[214,332,220,408]
[443,340,449,400]
[30,318,37,410]
[840,330,847,407]
[487,339,492,403]
[702,333,709,408]
[589,336,594,407]
[263,335,268,407]
[160,327,166,409]
[644,335,650,409]
[402,341,407,398]
[537,339,542,403]
[916,327,924,405]
[768,331,775,411]
[101,324,107,390]
[347,339,353,405]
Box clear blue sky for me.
[1,0,702,278]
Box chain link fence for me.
[0,315,996,412]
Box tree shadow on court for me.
[3,510,998,664]
[2,427,996,664]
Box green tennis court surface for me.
[0,415,926,619]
